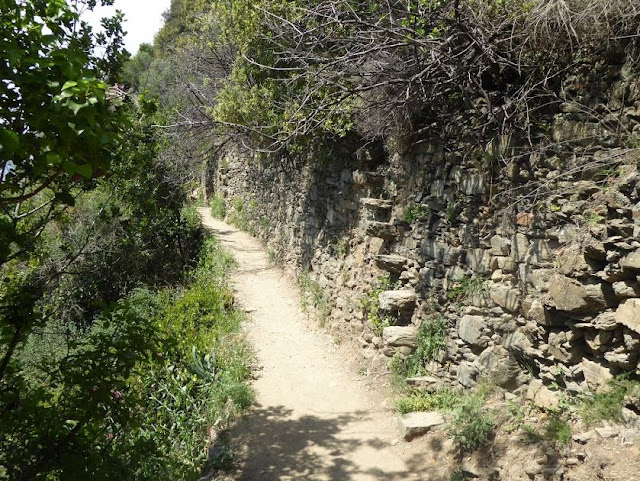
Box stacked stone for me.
[209,59,640,405]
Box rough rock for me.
[382,326,418,348]
[398,411,445,441]
[593,311,620,331]
[497,256,517,273]
[620,248,640,270]
[421,239,462,265]
[529,269,554,291]
[465,249,492,273]
[360,197,394,210]
[548,275,609,313]
[604,347,636,369]
[573,431,596,443]
[365,221,397,240]
[516,212,534,227]
[457,361,479,387]
[613,280,640,299]
[553,118,611,146]
[595,426,619,439]
[379,290,416,312]
[527,239,554,264]
[503,331,533,353]
[616,299,640,334]
[557,224,580,244]
[490,235,511,256]
[527,379,560,409]
[459,459,489,479]
[374,254,409,273]
[512,233,529,262]
[460,174,486,196]
[476,345,522,390]
[405,376,442,390]
[558,249,591,275]
[585,330,615,353]
[522,298,551,325]
[490,284,521,312]
[458,315,487,347]
[368,237,385,255]
[581,359,613,393]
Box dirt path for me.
[199,208,420,481]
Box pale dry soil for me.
[199,209,640,481]
[199,209,441,481]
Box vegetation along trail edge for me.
[198,208,418,480]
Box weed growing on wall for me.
[396,384,494,452]
[210,195,227,219]
[545,413,572,446]
[518,414,572,446]
[298,269,331,326]
[403,204,430,224]
[395,316,449,377]
[359,276,396,336]
[450,469,470,481]
[446,275,487,303]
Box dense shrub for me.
[1,238,252,480]
[447,392,494,452]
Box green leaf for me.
[46,152,62,164]
[62,80,78,90]
[75,163,93,179]
[0,129,19,154]
[66,100,88,115]
[67,122,85,135]
[57,90,76,100]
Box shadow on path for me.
[222,405,408,481]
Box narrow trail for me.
[199,208,420,481]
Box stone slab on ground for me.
[398,411,445,441]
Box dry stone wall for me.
[208,60,640,400]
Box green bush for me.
[228,197,258,232]
[450,470,470,481]
[1,237,252,480]
[579,375,638,426]
[396,385,493,452]
[521,424,543,444]
[545,414,572,446]
[210,195,227,219]
[519,414,571,446]
[447,392,494,452]
[397,388,461,414]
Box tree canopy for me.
[0,2,252,479]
